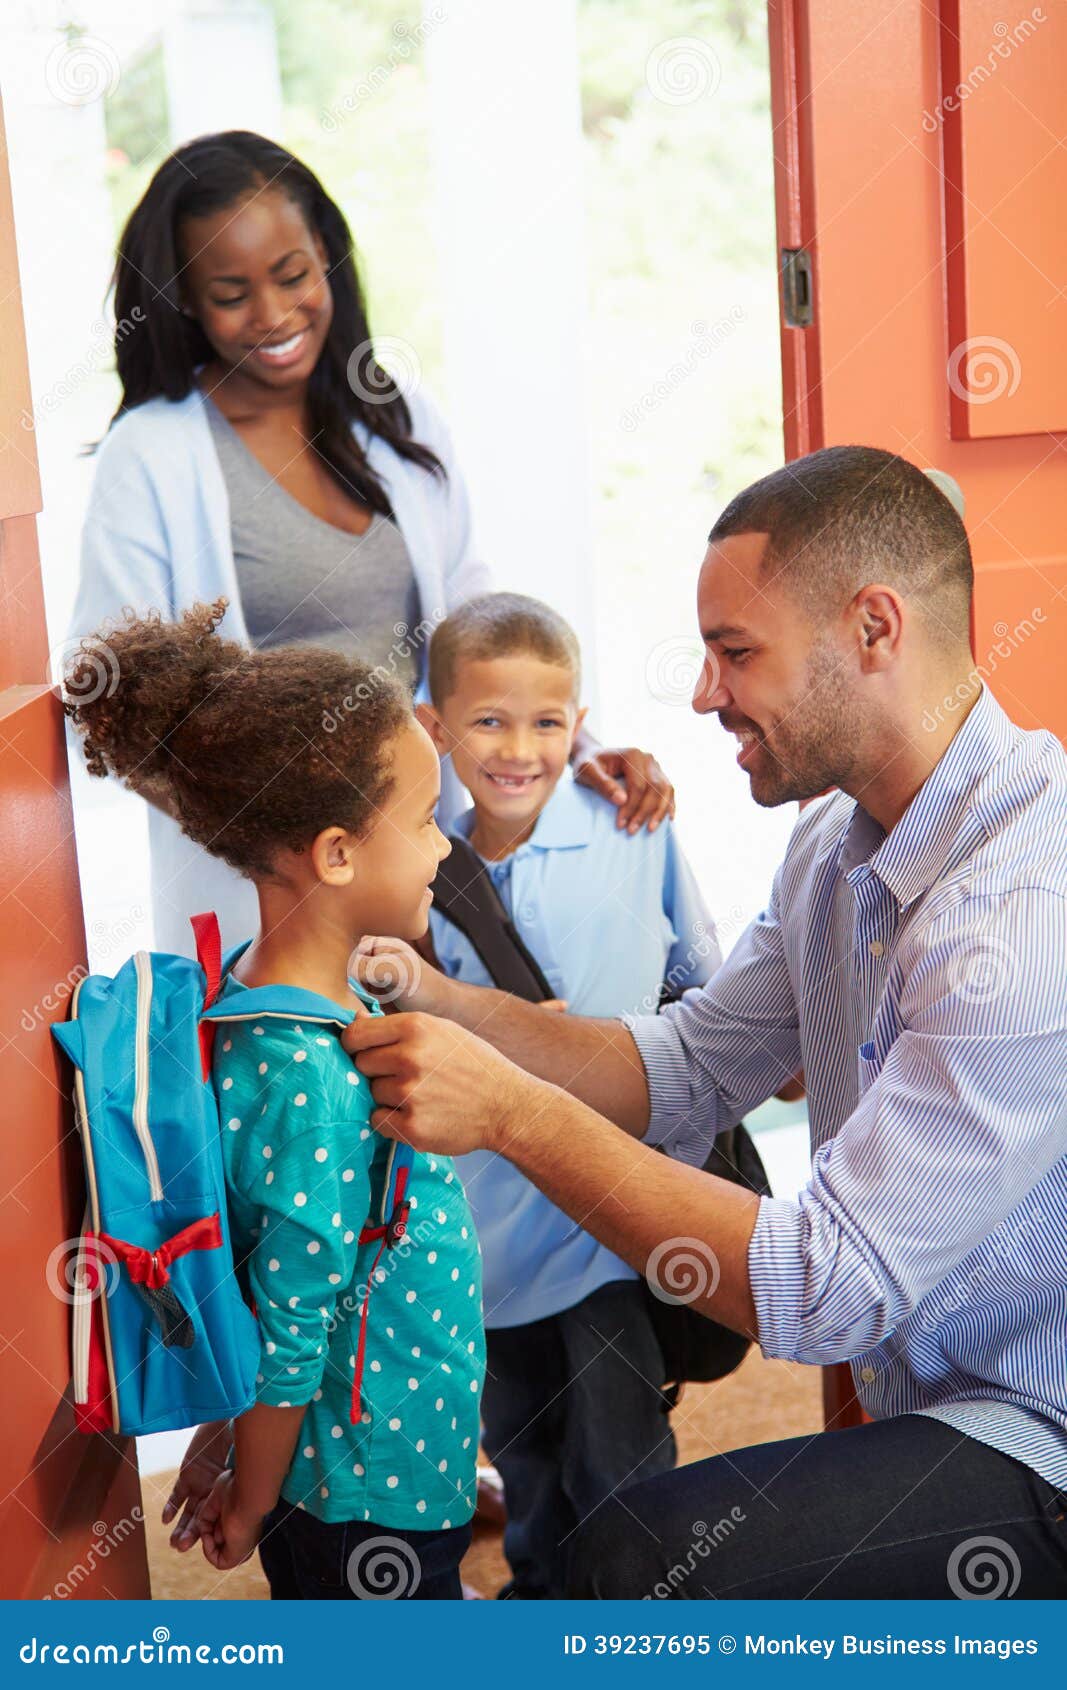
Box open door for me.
[767,0,1066,1428]
[0,95,149,1598]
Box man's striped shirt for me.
[631,685,1067,1487]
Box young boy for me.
[419,591,720,1600]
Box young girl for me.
[65,599,485,1599]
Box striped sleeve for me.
[629,858,802,1163]
[750,887,1067,1363]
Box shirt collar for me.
[454,770,594,856]
[838,685,1015,909]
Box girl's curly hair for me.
[63,599,411,878]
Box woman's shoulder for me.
[95,389,208,470]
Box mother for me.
[70,130,673,953]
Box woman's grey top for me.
[206,397,422,693]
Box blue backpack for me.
[51,913,412,1437]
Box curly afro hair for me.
[64,599,412,878]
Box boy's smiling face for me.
[422,651,587,848]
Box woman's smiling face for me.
[178,186,333,391]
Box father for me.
[345,446,1067,1599]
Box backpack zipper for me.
[71,1209,92,1405]
[133,952,164,1201]
[67,976,120,1431]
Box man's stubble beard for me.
[747,634,865,808]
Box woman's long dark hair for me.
[106,130,443,514]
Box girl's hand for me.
[572,745,675,834]
[197,1470,267,1571]
[163,1420,232,1551]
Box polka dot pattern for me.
[215,1006,484,1530]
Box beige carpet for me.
[142,1349,822,1600]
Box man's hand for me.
[342,1011,543,1156]
[162,1420,232,1551]
[350,934,570,1019]
[348,935,455,1016]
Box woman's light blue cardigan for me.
[69,384,491,952]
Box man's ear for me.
[416,701,449,753]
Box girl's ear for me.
[310,826,357,885]
[416,701,449,754]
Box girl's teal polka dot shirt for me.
[214,984,486,1530]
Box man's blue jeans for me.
[569,1413,1067,1598]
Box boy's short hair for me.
[429,592,582,706]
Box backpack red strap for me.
[350,1180,412,1423]
[96,1212,223,1289]
[191,911,222,1080]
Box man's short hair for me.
[708,446,973,649]
[429,592,581,707]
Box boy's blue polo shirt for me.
[428,773,720,1328]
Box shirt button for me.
[519,905,536,924]
[859,1366,876,1384]
[868,940,884,957]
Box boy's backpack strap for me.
[430,836,555,1003]
[191,912,223,1079]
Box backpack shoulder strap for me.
[191,913,223,1079]
[431,835,556,1003]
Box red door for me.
[767,0,1066,1427]
[0,93,150,1598]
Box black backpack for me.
[429,836,770,1395]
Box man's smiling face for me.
[692,530,862,807]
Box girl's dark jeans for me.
[258,1498,472,1600]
